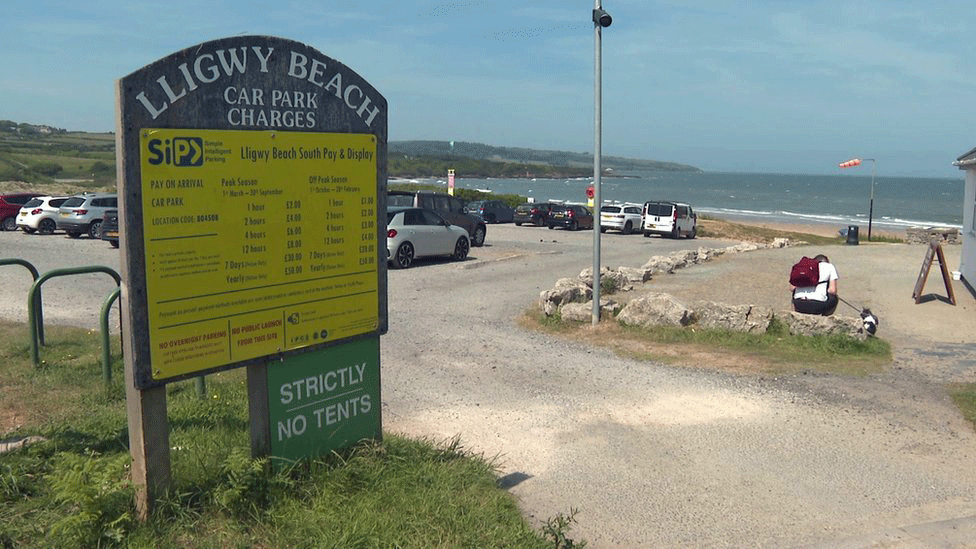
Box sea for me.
[401,169,965,233]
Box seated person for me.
[791,254,838,316]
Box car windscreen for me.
[22,198,44,208]
[644,203,672,216]
[387,195,413,207]
[61,197,86,208]
[600,206,621,213]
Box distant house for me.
[953,148,976,284]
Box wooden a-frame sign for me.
[912,241,956,305]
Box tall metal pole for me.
[591,0,603,326]
[866,158,876,241]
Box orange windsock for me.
[839,158,862,168]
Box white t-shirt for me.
[793,262,838,302]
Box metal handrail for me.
[0,258,44,344]
[28,266,121,367]
[100,287,122,383]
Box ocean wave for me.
[698,206,962,230]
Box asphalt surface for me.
[4,224,976,547]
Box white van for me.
[642,201,696,239]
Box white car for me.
[599,202,643,234]
[16,195,70,234]
[387,207,470,269]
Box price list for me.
[140,128,379,381]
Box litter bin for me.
[846,225,859,245]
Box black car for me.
[514,202,556,226]
[387,191,487,246]
[100,209,120,248]
[464,200,515,224]
[547,204,594,231]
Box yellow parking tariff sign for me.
[140,128,379,381]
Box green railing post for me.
[100,287,122,384]
[0,258,43,345]
[28,266,121,367]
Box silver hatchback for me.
[57,192,118,239]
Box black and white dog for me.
[860,308,879,336]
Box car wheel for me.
[643,231,651,238]
[688,226,697,239]
[569,220,579,231]
[623,221,632,235]
[110,240,120,248]
[600,227,607,233]
[452,236,469,261]
[515,222,522,226]
[67,231,82,239]
[88,220,102,239]
[671,227,679,239]
[471,226,486,247]
[22,227,36,234]
[535,218,544,227]
[1,216,15,231]
[38,218,56,235]
[393,242,414,269]
[548,224,555,230]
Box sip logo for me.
[146,137,204,167]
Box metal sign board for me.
[116,35,388,388]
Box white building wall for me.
[961,167,976,283]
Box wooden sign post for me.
[912,241,956,305]
[116,35,388,518]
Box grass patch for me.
[520,309,891,377]
[0,320,581,548]
[950,383,976,430]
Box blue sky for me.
[1,1,972,177]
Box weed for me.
[542,508,587,549]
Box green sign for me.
[268,336,381,465]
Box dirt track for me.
[4,225,976,546]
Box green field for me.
[0,121,115,188]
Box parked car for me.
[387,191,486,246]
[548,204,594,231]
[56,192,118,239]
[100,209,120,248]
[16,195,70,234]
[464,200,515,224]
[1,192,44,231]
[642,200,697,239]
[513,202,556,226]
[386,207,470,269]
[599,202,643,234]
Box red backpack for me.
[789,256,822,287]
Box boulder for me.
[641,255,678,274]
[692,302,774,333]
[617,293,696,328]
[560,299,622,322]
[778,311,867,341]
[726,242,761,254]
[579,266,634,291]
[541,277,592,316]
[616,266,653,284]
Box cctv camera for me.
[593,8,612,27]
